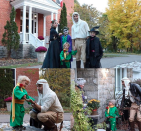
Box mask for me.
[63,29,68,36]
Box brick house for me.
[11,68,39,97]
[0,0,74,58]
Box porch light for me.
[34,14,37,18]
[102,68,109,78]
[34,8,37,18]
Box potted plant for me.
[35,46,47,62]
[4,97,12,112]
[38,36,44,40]
[87,99,100,115]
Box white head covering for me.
[72,12,82,34]
[121,77,131,98]
[36,79,53,105]
[36,79,64,113]
[75,78,86,86]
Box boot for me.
[43,120,57,131]
[138,121,141,131]
[76,61,81,68]
[130,122,135,131]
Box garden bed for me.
[0,58,42,68]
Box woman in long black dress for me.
[42,20,62,68]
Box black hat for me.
[89,26,100,35]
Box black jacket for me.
[86,36,103,68]
[129,83,141,106]
[121,83,141,109]
[50,27,59,41]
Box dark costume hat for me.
[89,26,100,35]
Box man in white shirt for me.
[29,79,64,131]
[71,12,90,68]
[121,77,141,131]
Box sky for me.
[77,0,109,13]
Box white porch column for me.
[43,15,46,47]
[120,68,122,91]
[55,13,58,32]
[29,6,32,45]
[22,5,26,44]
[51,12,53,20]
[29,6,32,34]
[123,68,127,77]
[43,15,46,38]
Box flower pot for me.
[91,109,98,115]
[37,52,45,62]
[6,102,11,112]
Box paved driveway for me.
[27,54,141,68]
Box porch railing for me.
[19,33,45,48]
[29,33,45,48]
[19,33,29,44]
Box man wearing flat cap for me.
[71,12,90,68]
[86,26,103,68]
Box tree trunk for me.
[7,49,11,59]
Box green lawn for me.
[0,62,42,68]
[103,53,129,58]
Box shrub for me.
[35,46,47,52]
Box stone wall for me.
[77,69,115,120]
[0,46,7,58]
[77,69,98,101]
[98,68,115,119]
[11,44,37,59]
[127,68,133,81]
[0,44,37,59]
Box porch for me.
[11,0,60,48]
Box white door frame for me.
[32,13,38,37]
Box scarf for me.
[63,49,68,59]
[107,106,114,114]
[72,12,82,33]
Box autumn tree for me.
[106,0,141,52]
[39,69,70,107]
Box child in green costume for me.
[105,99,121,131]
[60,42,77,68]
[10,75,35,130]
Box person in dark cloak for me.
[86,27,103,68]
[42,19,62,68]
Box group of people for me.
[72,77,141,131]
[42,12,103,68]
[10,75,64,131]
[104,77,141,131]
